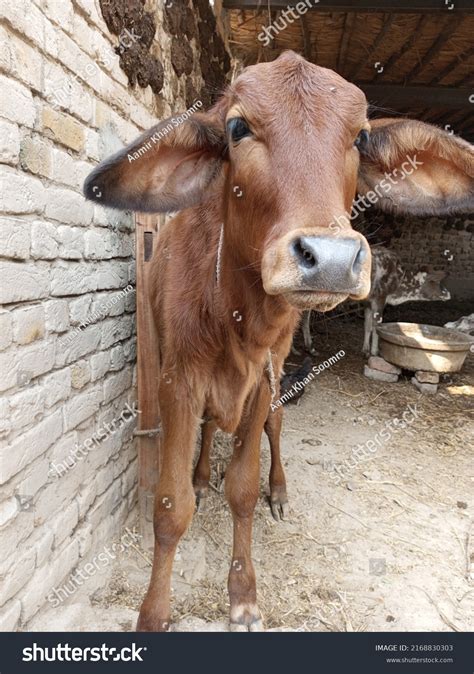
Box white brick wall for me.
[0,0,198,631]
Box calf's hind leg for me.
[225,380,271,631]
[193,418,217,508]
[137,380,203,632]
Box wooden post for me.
[135,213,162,550]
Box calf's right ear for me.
[84,107,227,213]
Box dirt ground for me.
[30,301,474,633]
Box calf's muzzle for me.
[291,235,367,294]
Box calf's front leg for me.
[137,379,203,632]
[225,379,271,632]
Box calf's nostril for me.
[293,238,317,269]
[352,244,366,274]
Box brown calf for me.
[85,51,474,631]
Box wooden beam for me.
[358,84,473,109]
[403,15,464,83]
[347,14,393,80]
[428,44,474,84]
[301,13,312,59]
[223,0,474,12]
[337,12,357,74]
[135,213,162,551]
[373,14,426,79]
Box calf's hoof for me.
[230,603,264,632]
[269,487,289,521]
[136,615,171,632]
[193,483,209,511]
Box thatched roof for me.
[222,1,474,141]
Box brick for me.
[0,166,45,214]
[12,305,45,345]
[50,261,96,296]
[50,147,78,187]
[56,226,84,259]
[45,186,93,226]
[68,295,92,325]
[0,599,21,631]
[90,350,110,382]
[43,368,71,408]
[41,0,74,30]
[0,261,49,304]
[16,453,50,500]
[9,386,45,429]
[21,539,80,621]
[96,262,130,290]
[41,107,85,152]
[0,398,11,437]
[0,311,13,351]
[35,530,54,568]
[0,74,36,127]
[0,0,45,46]
[92,291,126,321]
[0,547,35,605]
[0,409,62,484]
[103,368,132,405]
[31,221,58,259]
[63,384,102,431]
[20,136,52,177]
[0,497,18,528]
[411,377,438,395]
[368,356,401,375]
[85,129,100,160]
[110,345,126,371]
[0,339,54,393]
[415,370,439,384]
[71,360,91,389]
[363,365,398,383]
[44,299,70,333]
[0,509,34,561]
[84,228,116,259]
[0,27,42,91]
[0,118,20,164]
[0,217,30,259]
[100,315,134,349]
[50,501,79,548]
[55,324,101,367]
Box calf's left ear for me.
[357,119,474,216]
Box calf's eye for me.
[227,117,251,143]
[354,129,370,151]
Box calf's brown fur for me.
[84,51,474,631]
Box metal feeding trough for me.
[376,322,472,373]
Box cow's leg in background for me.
[193,418,217,508]
[265,392,288,522]
[302,310,314,353]
[363,306,373,355]
[370,300,385,356]
[137,379,203,632]
[225,379,271,631]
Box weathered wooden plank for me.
[135,213,162,551]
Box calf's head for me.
[84,51,474,312]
